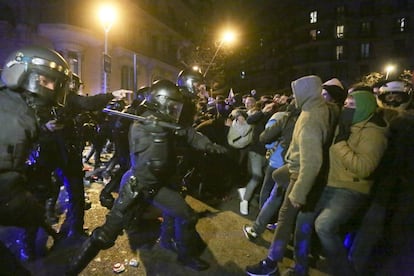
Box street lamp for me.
[99,4,116,93]
[385,64,395,80]
[203,30,236,78]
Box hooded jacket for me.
[285,75,338,205]
[328,91,389,194]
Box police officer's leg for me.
[67,174,142,274]
[21,165,54,260]
[159,213,177,251]
[151,187,209,271]
[59,160,87,238]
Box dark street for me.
[0,179,328,276]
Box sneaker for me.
[266,223,278,231]
[240,200,249,215]
[246,258,279,276]
[243,225,258,241]
[238,187,246,200]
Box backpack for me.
[227,119,253,149]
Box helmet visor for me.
[23,71,69,106]
[378,91,410,108]
[157,95,183,123]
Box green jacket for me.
[327,116,389,194]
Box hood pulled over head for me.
[291,75,323,110]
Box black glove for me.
[206,143,227,154]
[334,121,351,143]
[334,108,354,144]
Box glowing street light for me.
[385,64,395,80]
[98,4,117,93]
[203,29,236,78]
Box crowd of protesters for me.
[1,44,414,275]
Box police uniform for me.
[68,80,226,274]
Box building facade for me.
[229,0,414,94]
[0,0,207,96]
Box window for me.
[336,25,344,38]
[360,43,371,58]
[310,11,318,23]
[336,6,345,17]
[361,21,372,34]
[336,45,344,60]
[310,29,321,40]
[397,17,406,32]
[67,51,79,75]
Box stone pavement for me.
[0,157,328,276]
[18,182,327,276]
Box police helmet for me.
[135,86,150,103]
[1,45,71,106]
[377,80,412,110]
[148,79,184,123]
[176,68,203,98]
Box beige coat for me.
[327,118,389,194]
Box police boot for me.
[66,238,100,275]
[176,240,209,271]
[99,191,115,209]
[177,253,209,271]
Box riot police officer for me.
[0,45,70,270]
[67,79,226,274]
[176,68,204,97]
[99,86,150,209]
[32,72,130,240]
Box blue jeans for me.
[314,186,369,276]
[259,165,278,208]
[267,177,300,261]
[243,151,266,201]
[266,176,317,276]
[254,165,289,235]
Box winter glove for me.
[334,107,354,144]
[206,143,227,154]
[334,121,351,143]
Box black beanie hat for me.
[323,78,347,105]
